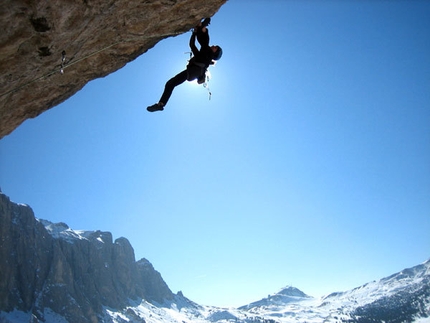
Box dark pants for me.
[159,26,209,106]
[159,64,204,106]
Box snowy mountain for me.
[82,259,430,323]
[1,192,429,323]
[238,286,312,312]
[101,260,430,323]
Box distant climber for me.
[147,18,223,112]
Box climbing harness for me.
[185,51,213,101]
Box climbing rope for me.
[0,32,182,99]
[203,76,212,100]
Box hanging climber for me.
[147,18,223,112]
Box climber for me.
[147,18,223,112]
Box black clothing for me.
[189,28,213,69]
[158,27,215,106]
[159,70,188,105]
[147,103,164,112]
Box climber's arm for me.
[189,32,199,57]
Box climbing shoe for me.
[147,103,164,112]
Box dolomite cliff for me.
[0,192,177,323]
[0,0,226,138]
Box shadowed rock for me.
[0,0,226,138]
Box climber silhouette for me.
[147,18,223,112]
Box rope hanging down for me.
[203,77,211,100]
[0,32,182,99]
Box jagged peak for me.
[37,218,113,244]
[137,257,154,268]
[1,191,429,322]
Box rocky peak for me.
[0,0,227,138]
[0,192,176,322]
[277,286,310,298]
[238,286,311,311]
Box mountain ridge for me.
[0,192,177,322]
[1,192,429,322]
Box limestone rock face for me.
[0,192,175,322]
[0,195,52,314]
[0,0,226,138]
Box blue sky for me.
[1,0,429,308]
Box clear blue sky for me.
[1,0,429,308]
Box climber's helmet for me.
[211,45,223,61]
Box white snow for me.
[98,259,430,323]
[414,318,430,323]
[38,219,89,243]
[37,219,110,245]
[23,219,430,323]
[3,263,429,323]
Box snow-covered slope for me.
[39,218,112,244]
[318,259,430,320]
[239,286,312,311]
[72,259,430,322]
[234,259,430,323]
[2,257,429,323]
[102,259,430,323]
[1,196,428,323]
[2,239,429,323]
